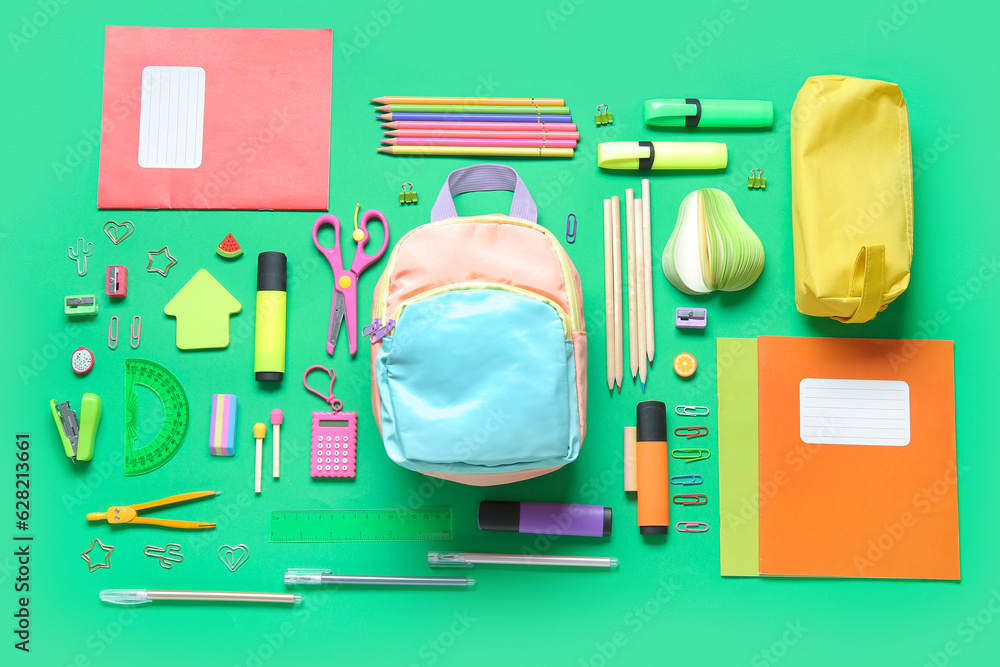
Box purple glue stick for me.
[478,501,612,538]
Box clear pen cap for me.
[100,589,150,605]
[427,552,473,568]
[284,568,332,584]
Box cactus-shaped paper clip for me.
[69,238,94,276]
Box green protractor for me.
[124,359,190,476]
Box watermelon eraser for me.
[216,233,243,259]
[209,394,238,456]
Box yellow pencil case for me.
[791,75,913,323]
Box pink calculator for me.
[310,410,357,478]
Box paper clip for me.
[130,316,141,349]
[675,405,710,417]
[68,237,93,276]
[748,168,766,190]
[400,182,418,204]
[566,213,577,244]
[108,316,119,349]
[595,104,613,126]
[676,521,710,533]
[144,543,184,569]
[671,448,711,462]
[673,494,708,505]
[674,426,708,438]
[670,474,703,486]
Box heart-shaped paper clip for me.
[302,365,343,411]
[103,220,135,245]
[674,426,708,439]
[218,544,249,572]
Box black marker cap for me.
[477,501,520,532]
[636,400,667,442]
[257,251,287,291]
[640,525,669,535]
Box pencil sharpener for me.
[65,294,99,316]
[106,265,128,298]
[676,307,707,329]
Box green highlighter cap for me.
[644,98,773,128]
[597,141,728,171]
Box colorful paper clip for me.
[676,521,709,533]
[674,426,708,439]
[130,316,141,349]
[672,494,708,505]
[670,474,703,486]
[362,318,396,343]
[671,448,711,462]
[595,104,613,126]
[400,182,418,204]
[566,213,577,244]
[108,316,119,349]
[675,405,710,417]
[748,168,766,190]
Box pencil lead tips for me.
[370,97,385,105]
[380,139,394,145]
[640,382,646,392]
[378,113,392,121]
[375,105,390,112]
[377,147,391,153]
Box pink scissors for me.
[312,206,389,356]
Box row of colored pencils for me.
[605,179,655,392]
[372,96,577,158]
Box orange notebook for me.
[757,337,959,580]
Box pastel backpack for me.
[369,164,587,486]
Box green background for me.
[3,0,999,665]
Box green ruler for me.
[124,358,189,476]
[268,508,454,543]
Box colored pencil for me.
[382,137,577,149]
[634,198,647,391]
[377,104,570,115]
[371,96,565,106]
[604,198,615,392]
[641,179,655,366]
[611,196,623,391]
[625,188,638,382]
[383,121,579,132]
[386,129,581,140]
[377,146,574,158]
[379,112,573,123]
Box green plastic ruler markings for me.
[268,509,454,543]
[124,358,190,476]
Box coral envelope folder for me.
[97,26,332,210]
[757,337,959,580]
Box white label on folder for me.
[138,66,205,169]
[799,378,910,446]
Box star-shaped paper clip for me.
[147,246,178,277]
[81,538,114,572]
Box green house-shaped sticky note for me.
[164,269,242,350]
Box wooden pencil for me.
[386,129,581,140]
[371,96,565,106]
[642,179,655,365]
[383,121,579,132]
[611,196,623,391]
[634,197,647,390]
[604,198,615,392]
[625,188,638,382]
[376,104,570,114]
[382,137,578,149]
[377,146,574,158]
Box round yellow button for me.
[338,275,353,289]
[673,352,697,378]
[352,229,365,242]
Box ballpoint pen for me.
[100,589,301,605]
[284,569,475,587]
[428,552,619,569]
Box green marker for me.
[644,98,773,128]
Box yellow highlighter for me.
[254,252,287,382]
[597,141,727,171]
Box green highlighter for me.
[645,98,773,128]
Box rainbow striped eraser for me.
[209,394,238,456]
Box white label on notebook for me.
[138,66,205,169]
[799,378,910,446]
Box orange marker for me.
[636,401,669,535]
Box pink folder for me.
[97,26,332,210]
